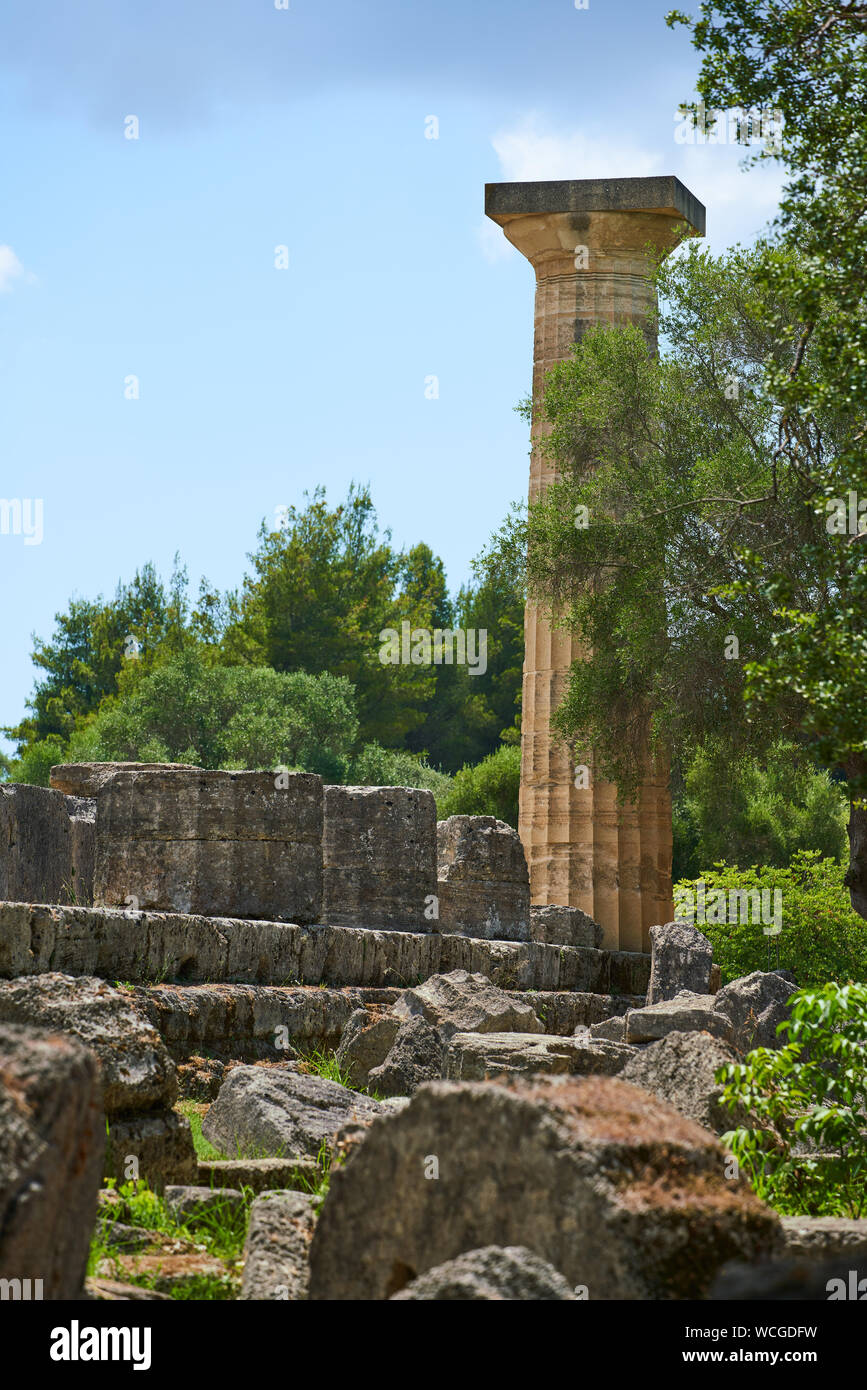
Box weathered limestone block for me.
[93,768,323,922]
[530,905,602,949]
[392,970,543,1040]
[0,784,74,905]
[625,991,733,1045]
[435,816,530,941]
[647,920,714,1004]
[366,1016,444,1097]
[443,1031,633,1081]
[198,1157,321,1193]
[391,1246,577,1301]
[588,1015,626,1042]
[51,761,200,798]
[517,991,640,1035]
[164,1185,245,1225]
[201,1066,388,1160]
[0,1022,104,1299]
[609,950,652,997]
[0,972,177,1114]
[713,970,796,1052]
[307,1074,781,1300]
[780,1216,867,1263]
[137,984,393,1060]
[66,796,95,906]
[240,1191,317,1301]
[321,785,437,931]
[336,1009,401,1088]
[105,1110,197,1192]
[619,1030,742,1135]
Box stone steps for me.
[130,982,647,1062]
[0,901,650,995]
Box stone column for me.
[485,177,705,951]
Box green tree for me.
[512,241,867,909]
[437,745,522,828]
[665,1,867,909]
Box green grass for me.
[176,1100,226,1161]
[90,1179,253,1299]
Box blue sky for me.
[0,0,784,753]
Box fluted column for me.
[486,178,705,950]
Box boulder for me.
[335,1009,401,1089]
[530,905,603,949]
[0,1023,104,1299]
[443,1031,633,1081]
[391,1246,578,1300]
[240,1191,317,1300]
[201,1066,387,1160]
[624,991,734,1045]
[93,768,323,923]
[588,1016,626,1042]
[0,973,177,1114]
[646,920,713,1005]
[712,971,796,1052]
[321,785,437,932]
[367,1016,444,1097]
[435,816,529,941]
[392,970,543,1040]
[619,1030,742,1134]
[0,784,75,906]
[307,1074,782,1300]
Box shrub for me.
[719,983,867,1218]
[436,744,521,828]
[674,851,867,987]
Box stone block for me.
[240,1191,316,1300]
[66,796,95,906]
[0,784,74,905]
[625,991,734,1045]
[0,972,177,1114]
[105,1110,197,1192]
[308,1074,780,1300]
[529,905,602,949]
[93,768,323,922]
[436,816,529,941]
[647,920,714,1004]
[50,762,200,798]
[321,785,437,931]
[443,1031,633,1081]
[0,1022,104,1299]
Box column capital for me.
[485,175,705,277]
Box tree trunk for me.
[844,757,867,920]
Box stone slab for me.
[485,175,706,235]
[51,762,200,798]
[443,1031,634,1081]
[0,901,649,995]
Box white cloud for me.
[480,114,788,259]
[0,245,29,293]
[490,113,665,183]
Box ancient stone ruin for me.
[0,763,862,1302]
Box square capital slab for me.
[486,175,705,237]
